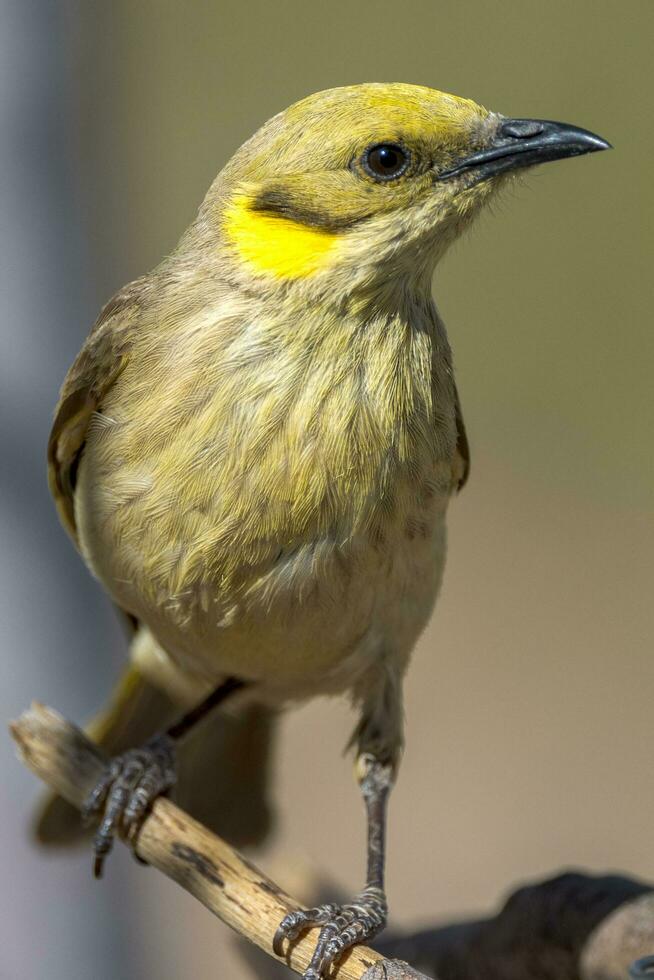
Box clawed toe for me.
[274,888,387,979]
[82,735,176,878]
[273,905,338,954]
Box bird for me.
[39,83,609,979]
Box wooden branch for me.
[10,703,428,980]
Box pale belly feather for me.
[75,432,452,702]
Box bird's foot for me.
[82,734,176,878]
[273,885,387,979]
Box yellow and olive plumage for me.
[42,83,609,977]
[50,84,485,705]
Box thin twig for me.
[10,703,428,980]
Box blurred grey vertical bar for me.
[0,2,136,979]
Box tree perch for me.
[10,703,428,980]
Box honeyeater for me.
[39,83,609,978]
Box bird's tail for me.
[34,664,276,848]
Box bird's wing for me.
[48,278,145,544]
[453,383,470,491]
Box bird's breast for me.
[75,299,458,692]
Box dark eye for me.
[362,143,410,181]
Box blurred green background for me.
[1,2,652,978]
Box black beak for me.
[437,118,611,183]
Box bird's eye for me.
[362,143,410,181]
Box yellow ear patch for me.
[223,193,341,278]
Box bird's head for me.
[200,83,609,295]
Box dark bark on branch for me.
[376,872,654,980]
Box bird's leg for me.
[274,754,392,977]
[274,665,402,979]
[83,676,246,878]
